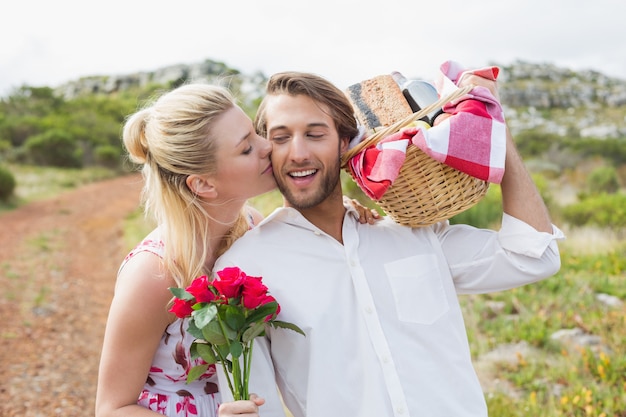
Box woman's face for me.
[211,105,276,202]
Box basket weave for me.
[342,84,489,227]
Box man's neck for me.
[287,195,346,244]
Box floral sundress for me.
[120,236,221,417]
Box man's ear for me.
[186,174,217,198]
[340,136,350,154]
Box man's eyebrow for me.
[306,122,330,128]
[267,124,288,134]
[267,121,332,137]
[268,122,330,133]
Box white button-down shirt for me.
[215,207,564,417]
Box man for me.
[215,71,564,417]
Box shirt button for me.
[382,356,390,363]
[396,406,405,414]
[313,230,321,236]
[350,260,356,267]
[365,306,373,314]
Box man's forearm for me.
[500,128,553,233]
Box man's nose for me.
[288,134,310,162]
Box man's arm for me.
[500,129,553,233]
[458,73,554,233]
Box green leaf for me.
[224,305,246,331]
[193,304,218,328]
[229,340,244,358]
[228,296,242,306]
[245,301,278,325]
[187,364,209,383]
[242,322,267,343]
[169,287,194,300]
[216,342,231,360]
[201,320,229,345]
[187,319,204,340]
[190,341,199,360]
[270,320,306,336]
[195,342,218,364]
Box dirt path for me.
[0,174,143,417]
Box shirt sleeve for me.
[498,213,565,258]
[436,213,565,294]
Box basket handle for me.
[341,84,474,166]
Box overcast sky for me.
[2,0,625,96]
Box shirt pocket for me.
[384,254,449,325]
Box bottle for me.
[391,71,441,124]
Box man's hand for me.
[458,73,501,102]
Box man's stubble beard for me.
[276,157,342,210]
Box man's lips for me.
[288,169,317,178]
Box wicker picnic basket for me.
[341,84,490,227]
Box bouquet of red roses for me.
[169,266,304,400]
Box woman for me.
[95,83,376,417]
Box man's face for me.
[262,94,346,210]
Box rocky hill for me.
[54,58,626,139]
[497,60,626,138]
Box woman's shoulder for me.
[245,204,264,227]
[126,228,164,257]
[118,228,164,274]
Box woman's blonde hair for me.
[123,83,250,289]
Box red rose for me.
[262,295,280,321]
[169,298,194,318]
[213,267,246,299]
[186,275,216,303]
[241,276,269,309]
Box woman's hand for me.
[344,196,381,224]
[218,394,265,416]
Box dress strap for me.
[118,238,165,275]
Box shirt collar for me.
[257,203,360,230]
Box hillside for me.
[53,58,626,139]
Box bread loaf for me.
[345,75,413,131]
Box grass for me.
[463,242,626,416]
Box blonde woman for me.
[95,83,377,417]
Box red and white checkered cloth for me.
[347,61,507,200]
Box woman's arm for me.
[95,252,175,417]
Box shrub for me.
[94,144,121,169]
[450,185,503,228]
[24,129,83,168]
[588,165,620,194]
[0,165,16,201]
[562,192,626,228]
